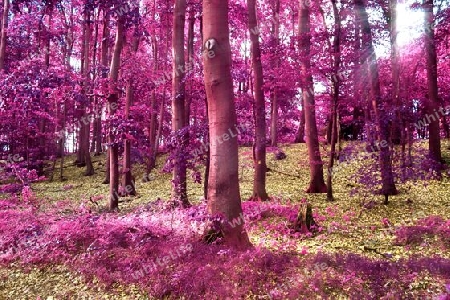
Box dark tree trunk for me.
[248,0,268,201]
[108,17,124,210]
[299,0,326,193]
[101,10,110,182]
[185,9,195,125]
[172,0,189,207]
[90,12,100,154]
[121,35,139,196]
[424,0,442,168]
[82,8,94,176]
[0,0,9,70]
[326,0,341,201]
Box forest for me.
[0,0,450,298]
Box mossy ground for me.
[1,140,450,299]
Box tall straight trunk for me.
[248,0,268,201]
[144,3,160,180]
[0,0,9,70]
[355,0,397,195]
[172,0,189,207]
[185,9,195,125]
[0,1,2,30]
[145,35,158,180]
[298,0,326,193]
[326,0,341,201]
[294,7,306,146]
[121,35,139,196]
[60,101,66,181]
[203,0,251,249]
[270,0,280,147]
[154,92,166,168]
[101,10,110,182]
[76,11,87,167]
[424,0,442,166]
[353,5,364,141]
[108,17,124,210]
[144,90,158,179]
[91,10,100,154]
[82,8,94,176]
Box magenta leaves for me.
[394,216,450,249]
[0,197,449,298]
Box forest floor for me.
[1,141,450,299]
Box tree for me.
[269,0,280,147]
[248,0,268,201]
[102,9,111,184]
[321,0,341,201]
[172,0,190,207]
[0,0,9,70]
[202,0,251,249]
[355,0,397,196]
[108,16,125,210]
[122,32,139,196]
[81,5,94,176]
[298,0,327,193]
[424,0,442,167]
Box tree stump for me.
[274,149,287,160]
[293,203,317,233]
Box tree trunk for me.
[270,0,280,147]
[101,10,110,181]
[202,0,251,249]
[355,0,397,195]
[121,35,139,196]
[60,102,66,181]
[248,0,268,201]
[298,0,326,193]
[293,202,317,233]
[144,23,159,181]
[424,0,442,167]
[81,8,94,176]
[326,0,341,201]
[172,0,189,207]
[91,11,100,154]
[154,93,166,168]
[108,17,124,210]
[76,11,87,168]
[0,0,9,70]
[185,9,195,125]
[145,84,158,179]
